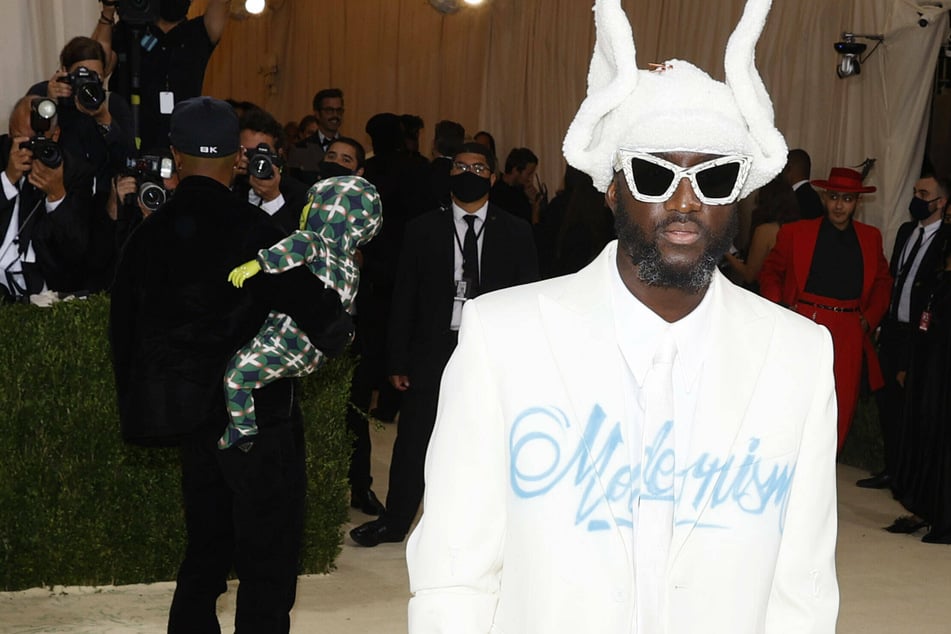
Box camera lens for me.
[76,83,106,111]
[38,143,63,169]
[139,182,166,211]
[249,156,274,179]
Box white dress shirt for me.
[610,260,714,632]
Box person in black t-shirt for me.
[92,0,229,151]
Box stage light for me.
[245,0,265,15]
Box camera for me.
[57,66,106,111]
[117,0,160,25]
[246,143,281,180]
[124,154,174,211]
[19,137,63,169]
[833,41,867,56]
[834,34,867,78]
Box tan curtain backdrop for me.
[2,0,949,254]
[0,0,99,130]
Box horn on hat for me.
[562,0,638,183]
[724,0,788,198]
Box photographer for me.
[0,96,95,301]
[93,0,230,151]
[28,37,135,199]
[107,149,179,250]
[234,108,308,236]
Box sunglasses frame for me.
[613,149,752,205]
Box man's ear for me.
[605,177,618,211]
[490,172,497,187]
[170,147,183,172]
[50,126,61,143]
[356,167,365,177]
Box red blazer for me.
[759,217,893,388]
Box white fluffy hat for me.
[563,0,787,198]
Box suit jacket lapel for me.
[793,219,821,293]
[537,243,633,557]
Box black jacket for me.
[0,135,95,297]
[387,203,538,381]
[110,175,349,446]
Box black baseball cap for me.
[168,97,239,157]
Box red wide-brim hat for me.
[811,167,876,193]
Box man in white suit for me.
[406,0,839,632]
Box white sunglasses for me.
[613,150,752,205]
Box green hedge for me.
[0,295,354,591]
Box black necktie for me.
[462,214,480,296]
[891,227,924,319]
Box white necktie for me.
[636,333,677,632]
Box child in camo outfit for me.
[220,175,382,450]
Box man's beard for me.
[614,202,738,294]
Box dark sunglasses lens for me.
[630,157,675,197]
[695,162,741,199]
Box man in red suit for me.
[760,167,892,451]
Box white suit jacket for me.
[407,242,839,634]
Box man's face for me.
[609,151,738,293]
[325,141,362,175]
[316,97,344,135]
[451,152,495,180]
[914,177,947,222]
[516,162,537,188]
[822,190,859,230]
[239,130,276,155]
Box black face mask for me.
[909,196,939,221]
[159,0,191,22]
[450,172,491,203]
[318,161,354,179]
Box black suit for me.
[382,203,539,533]
[795,182,824,220]
[286,133,332,186]
[877,220,951,476]
[0,135,95,299]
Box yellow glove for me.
[228,260,262,288]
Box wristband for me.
[101,0,118,6]
[99,11,114,25]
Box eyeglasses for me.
[824,192,857,203]
[613,149,752,205]
[319,107,345,115]
[452,161,491,176]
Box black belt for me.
[797,299,860,313]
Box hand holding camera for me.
[123,154,174,212]
[27,156,66,202]
[5,136,34,184]
[51,66,108,119]
[238,143,283,203]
